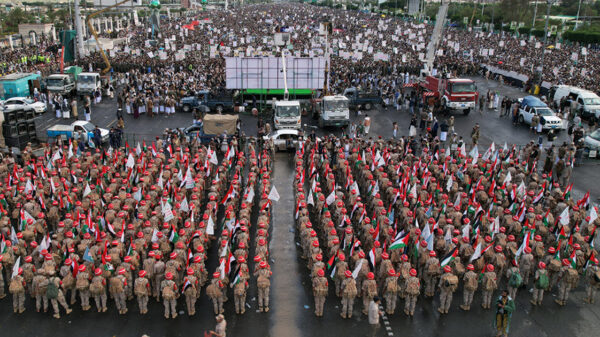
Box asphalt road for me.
[21,76,600,337]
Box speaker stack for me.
[2,107,38,150]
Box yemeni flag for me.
[327,250,338,270]
[441,247,459,267]
[389,232,410,250]
[532,187,544,204]
[577,191,590,209]
[182,278,192,294]
[368,247,377,270]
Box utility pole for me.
[74,0,85,59]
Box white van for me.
[551,85,600,121]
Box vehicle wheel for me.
[216,105,224,114]
[463,108,470,116]
[518,115,524,124]
[182,104,191,113]
[364,103,372,110]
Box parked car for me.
[180,90,235,113]
[584,129,600,152]
[46,121,109,143]
[264,129,301,152]
[518,96,564,131]
[2,97,46,114]
[342,87,383,110]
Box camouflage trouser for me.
[384,293,397,314]
[482,290,494,308]
[341,296,354,317]
[549,271,559,289]
[335,279,343,297]
[508,286,518,300]
[79,289,90,308]
[439,290,453,312]
[558,284,572,302]
[0,279,5,297]
[68,288,77,304]
[522,269,532,285]
[404,294,417,314]
[185,293,196,315]
[463,290,474,307]
[258,287,269,309]
[137,295,148,313]
[210,296,224,314]
[125,278,132,298]
[93,293,107,311]
[533,288,545,303]
[363,295,373,313]
[51,292,70,315]
[12,292,25,312]
[163,298,177,318]
[586,284,597,303]
[235,293,247,314]
[113,292,126,311]
[35,294,49,311]
[314,295,325,316]
[424,276,436,295]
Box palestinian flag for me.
[542,210,550,227]
[441,247,459,267]
[569,249,577,269]
[169,225,179,243]
[584,251,599,273]
[389,232,409,250]
[327,250,339,270]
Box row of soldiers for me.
[0,137,275,319]
[292,135,600,321]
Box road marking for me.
[379,304,393,336]
[106,119,117,128]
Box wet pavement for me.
[20,76,600,337]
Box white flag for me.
[12,256,21,278]
[470,242,482,262]
[207,215,215,236]
[307,191,314,205]
[246,188,255,204]
[83,183,92,198]
[503,171,512,184]
[126,153,135,169]
[589,206,598,224]
[350,181,360,195]
[446,176,453,192]
[268,186,280,202]
[559,207,570,226]
[151,229,159,242]
[352,259,363,279]
[136,142,142,156]
[325,190,336,205]
[179,197,189,212]
[209,153,218,166]
[469,146,479,159]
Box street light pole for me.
[575,0,582,30]
[532,0,538,29]
[539,0,551,84]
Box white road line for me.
[379,304,393,336]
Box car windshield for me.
[536,108,553,116]
[324,100,348,111]
[81,122,95,132]
[451,82,476,93]
[276,105,300,117]
[79,76,96,84]
[590,129,600,141]
[46,78,63,86]
[24,99,34,104]
[584,97,600,105]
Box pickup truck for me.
[180,90,236,114]
[342,87,383,110]
[47,121,109,144]
[179,114,239,143]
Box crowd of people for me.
[293,134,598,336]
[1,135,275,323]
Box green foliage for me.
[563,30,600,43]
